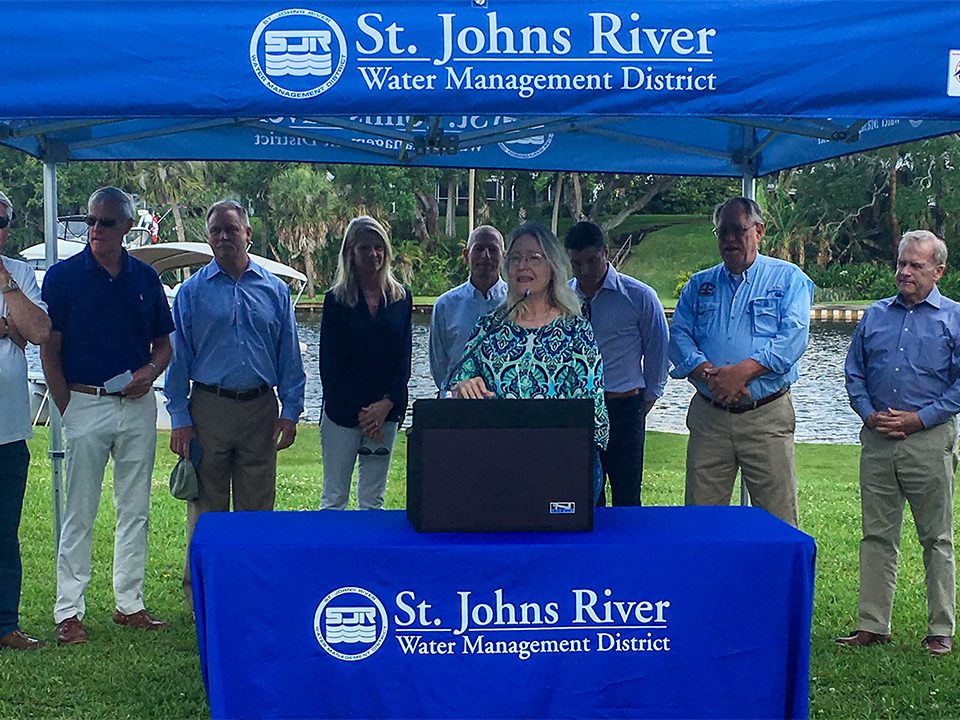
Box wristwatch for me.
[0,275,19,294]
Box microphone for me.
[440,290,529,396]
[504,289,530,318]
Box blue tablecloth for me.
[191,507,815,719]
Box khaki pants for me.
[182,389,279,607]
[54,391,158,623]
[857,419,957,637]
[684,392,798,527]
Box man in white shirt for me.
[0,190,51,650]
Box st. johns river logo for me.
[948,50,960,97]
[313,586,389,661]
[250,9,348,99]
[495,116,554,159]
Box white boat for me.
[25,238,308,428]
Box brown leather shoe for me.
[923,635,953,656]
[55,616,88,645]
[112,609,168,630]
[835,630,891,647]
[0,630,45,650]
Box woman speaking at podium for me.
[450,222,608,500]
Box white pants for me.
[54,391,157,623]
[320,411,398,510]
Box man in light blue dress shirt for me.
[165,199,305,607]
[565,221,669,506]
[429,225,507,389]
[837,230,959,656]
[669,197,813,527]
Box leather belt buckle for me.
[604,388,641,400]
[699,386,788,414]
[195,382,269,402]
[69,383,123,398]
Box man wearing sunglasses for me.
[40,187,174,645]
[0,191,51,651]
[165,199,305,610]
[668,197,813,528]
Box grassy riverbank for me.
[3,427,958,719]
[294,215,712,311]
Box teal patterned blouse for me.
[451,311,609,449]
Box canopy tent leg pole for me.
[740,162,755,508]
[42,160,64,553]
[467,168,476,236]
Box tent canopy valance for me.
[2,0,960,177]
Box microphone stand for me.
[440,289,529,397]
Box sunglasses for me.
[84,215,118,229]
[358,446,390,457]
[0,217,10,229]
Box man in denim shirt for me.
[669,197,813,527]
[429,225,506,390]
[837,230,959,656]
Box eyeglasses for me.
[84,215,118,229]
[0,217,10,229]
[713,222,758,239]
[506,252,546,266]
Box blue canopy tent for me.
[4,0,960,543]
[4,1,960,177]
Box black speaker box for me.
[406,398,594,532]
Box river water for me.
[28,315,860,443]
[296,313,862,445]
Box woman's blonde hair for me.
[330,215,405,307]
[501,222,582,321]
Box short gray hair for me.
[206,199,250,228]
[713,197,763,227]
[900,229,948,266]
[0,191,13,216]
[88,187,135,221]
[467,224,504,250]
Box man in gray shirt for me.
[429,225,507,390]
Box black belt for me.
[69,383,123,398]
[604,388,641,400]
[697,386,789,414]
[194,382,270,402]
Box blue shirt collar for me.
[893,284,943,310]
[205,256,266,280]
[574,262,617,300]
[468,276,506,300]
[82,244,132,275]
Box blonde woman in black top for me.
[318,216,412,509]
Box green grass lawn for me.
[618,216,716,307]
[4,427,958,719]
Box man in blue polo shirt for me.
[41,187,173,645]
[837,230,959,656]
[429,225,507,390]
[565,221,669,506]
[669,197,813,527]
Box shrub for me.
[937,272,960,300]
[806,262,895,301]
[673,262,715,297]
